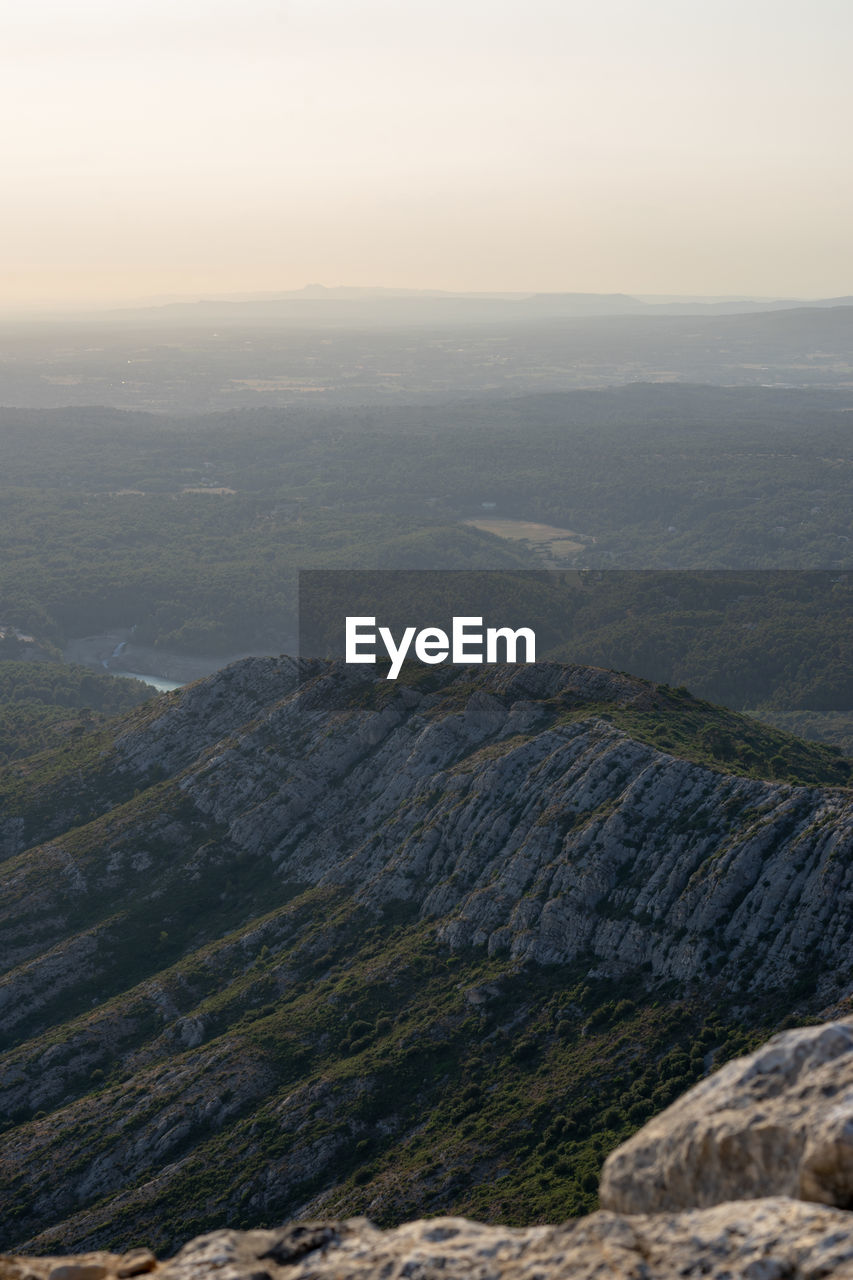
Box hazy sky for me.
[3,0,852,306]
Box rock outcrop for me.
[4,659,849,994]
[600,1017,853,1214]
[5,1202,853,1280]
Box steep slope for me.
[13,1018,853,1278]
[0,658,849,1252]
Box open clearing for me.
[463,517,588,560]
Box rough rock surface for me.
[600,1017,853,1214]
[6,1204,853,1280]
[12,1023,853,1276]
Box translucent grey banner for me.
[298,569,851,718]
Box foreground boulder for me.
[5,1205,853,1280]
[600,1016,853,1214]
[9,1020,853,1277]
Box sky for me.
[3,0,852,307]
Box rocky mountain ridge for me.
[0,658,850,1250]
[9,656,846,986]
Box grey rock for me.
[10,1204,853,1280]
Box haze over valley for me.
[4,296,853,413]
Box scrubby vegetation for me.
[0,661,152,763]
[0,662,846,1252]
[8,890,772,1251]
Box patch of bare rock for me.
[8,1019,853,1279]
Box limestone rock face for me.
[1,659,852,1250]
[600,1017,853,1214]
[120,659,853,991]
[7,1205,853,1280]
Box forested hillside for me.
[1,384,849,654]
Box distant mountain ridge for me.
[104,290,853,323]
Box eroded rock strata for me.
[0,658,850,1249]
